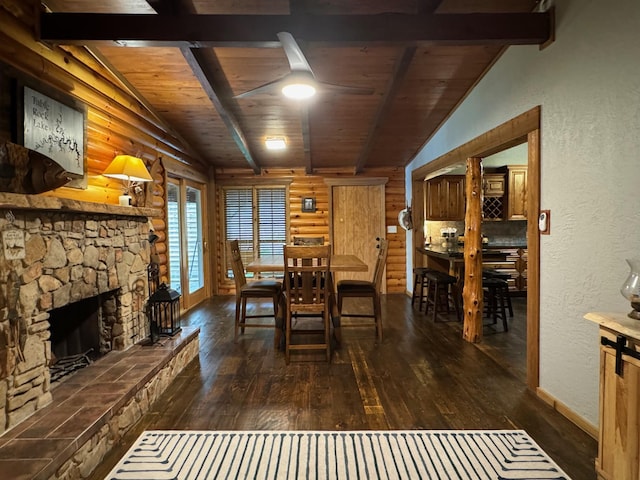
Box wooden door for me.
[330,182,386,289]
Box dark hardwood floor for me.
[89,294,596,479]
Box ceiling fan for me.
[234,32,374,100]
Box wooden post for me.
[462,157,483,343]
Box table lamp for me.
[103,154,153,206]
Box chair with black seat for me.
[336,239,389,343]
[226,240,283,347]
[412,266,436,311]
[283,244,332,364]
[482,276,509,332]
[482,269,514,317]
[424,270,461,322]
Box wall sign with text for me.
[23,86,84,176]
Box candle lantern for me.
[148,283,182,338]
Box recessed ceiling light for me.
[265,136,287,150]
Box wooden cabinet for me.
[585,313,640,480]
[482,173,505,221]
[506,166,527,220]
[482,247,527,294]
[425,175,465,221]
[483,173,505,196]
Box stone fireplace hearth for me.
[0,195,158,434]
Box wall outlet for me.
[387,225,397,234]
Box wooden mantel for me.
[0,192,161,218]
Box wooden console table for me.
[585,312,640,480]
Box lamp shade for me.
[103,155,153,183]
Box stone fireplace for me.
[0,195,156,434]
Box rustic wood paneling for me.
[0,9,200,287]
[214,167,406,295]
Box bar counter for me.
[416,245,509,276]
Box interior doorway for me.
[411,107,541,390]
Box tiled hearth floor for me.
[0,326,200,480]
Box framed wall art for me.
[20,84,87,188]
[302,197,316,213]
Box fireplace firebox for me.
[48,290,118,383]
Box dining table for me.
[246,253,368,344]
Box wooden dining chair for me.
[283,244,332,364]
[292,236,324,245]
[337,238,389,343]
[226,240,283,347]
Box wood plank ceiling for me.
[38,0,549,175]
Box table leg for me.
[275,293,286,351]
[327,272,341,345]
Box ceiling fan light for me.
[265,136,287,150]
[282,82,316,100]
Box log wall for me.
[214,167,407,295]
[0,3,202,283]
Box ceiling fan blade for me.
[277,32,314,75]
[317,81,374,95]
[233,78,285,99]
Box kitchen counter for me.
[416,245,508,277]
[483,243,528,249]
[417,243,528,293]
[417,245,509,260]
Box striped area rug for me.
[106,430,570,479]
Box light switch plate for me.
[387,225,398,234]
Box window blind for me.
[224,186,286,279]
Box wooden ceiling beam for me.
[181,48,261,174]
[300,106,312,175]
[355,46,416,174]
[39,12,553,47]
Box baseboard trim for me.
[536,387,598,440]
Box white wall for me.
[406,0,640,427]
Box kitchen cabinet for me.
[482,173,505,221]
[584,312,640,480]
[483,173,505,196]
[425,175,465,221]
[482,247,527,294]
[506,166,527,220]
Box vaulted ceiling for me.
[38,0,551,174]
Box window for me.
[223,186,287,278]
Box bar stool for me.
[482,269,513,317]
[424,270,461,322]
[483,277,509,331]
[412,267,435,311]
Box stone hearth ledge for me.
[0,192,161,218]
[0,326,200,480]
